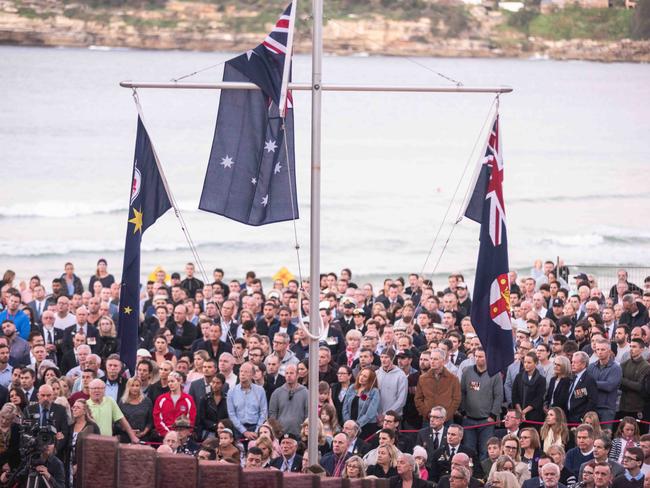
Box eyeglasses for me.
[623,456,640,462]
[504,445,518,450]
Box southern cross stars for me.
[220,155,234,169]
[251,177,257,185]
[261,195,269,206]
[274,162,282,174]
[264,139,277,153]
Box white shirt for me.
[54,313,76,330]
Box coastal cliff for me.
[1,0,649,62]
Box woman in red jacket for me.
[153,372,196,438]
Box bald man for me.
[25,384,70,457]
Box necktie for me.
[41,408,49,427]
[450,353,455,364]
[433,431,440,450]
[568,375,578,409]
[282,459,290,472]
[37,302,42,316]
[47,329,53,345]
[450,447,456,458]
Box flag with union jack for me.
[464,113,514,375]
[199,2,298,226]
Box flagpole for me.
[307,0,323,468]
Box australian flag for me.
[199,2,298,226]
[118,116,171,372]
[464,114,514,375]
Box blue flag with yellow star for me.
[118,116,171,372]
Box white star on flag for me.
[261,195,269,206]
[220,155,234,169]
[274,162,282,174]
[251,177,257,185]
[264,139,277,153]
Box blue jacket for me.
[0,310,31,340]
[587,358,622,412]
[342,387,380,428]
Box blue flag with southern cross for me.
[118,116,171,373]
[465,114,514,375]
[199,2,298,226]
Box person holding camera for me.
[23,385,69,459]
[0,436,65,488]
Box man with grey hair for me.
[587,338,621,422]
[71,353,104,392]
[450,466,472,488]
[271,332,299,375]
[416,406,448,456]
[268,364,308,436]
[567,351,598,423]
[540,462,566,488]
[394,453,430,488]
[218,352,238,389]
[436,453,484,488]
[342,420,370,457]
[415,348,460,423]
[87,378,139,443]
[620,294,649,328]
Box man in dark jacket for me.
[566,351,598,424]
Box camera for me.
[2,417,57,486]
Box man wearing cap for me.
[268,364,308,436]
[456,283,472,319]
[318,301,345,358]
[339,298,356,333]
[174,416,200,455]
[547,298,565,322]
[350,308,368,335]
[376,348,408,421]
[270,433,303,472]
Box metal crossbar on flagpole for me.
[119,80,513,93]
[119,0,514,463]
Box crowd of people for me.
[0,260,649,488]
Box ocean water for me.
[1,46,649,289]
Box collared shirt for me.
[281,454,296,472]
[226,383,267,434]
[104,379,120,402]
[0,364,13,388]
[623,470,644,481]
[87,396,124,436]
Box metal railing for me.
[562,264,650,294]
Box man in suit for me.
[566,351,598,423]
[40,311,64,364]
[270,433,303,472]
[321,432,352,477]
[28,284,48,325]
[428,424,482,482]
[62,307,99,354]
[263,354,286,401]
[24,384,69,458]
[416,406,448,458]
[20,368,38,402]
[342,420,370,457]
[193,323,231,361]
[188,358,218,407]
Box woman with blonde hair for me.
[118,377,153,442]
[581,411,603,438]
[343,455,366,479]
[48,378,72,423]
[498,435,532,484]
[520,427,542,478]
[489,469,521,488]
[366,445,398,479]
[96,316,118,360]
[298,419,330,457]
[187,350,209,383]
[254,435,275,468]
[0,404,20,470]
[68,399,101,483]
[541,407,570,452]
[319,403,339,441]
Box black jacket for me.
[566,370,598,423]
[24,403,69,458]
[512,369,546,422]
[62,324,100,354]
[544,376,571,411]
[270,454,303,472]
[428,444,482,482]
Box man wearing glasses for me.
[613,448,645,488]
[417,406,448,456]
